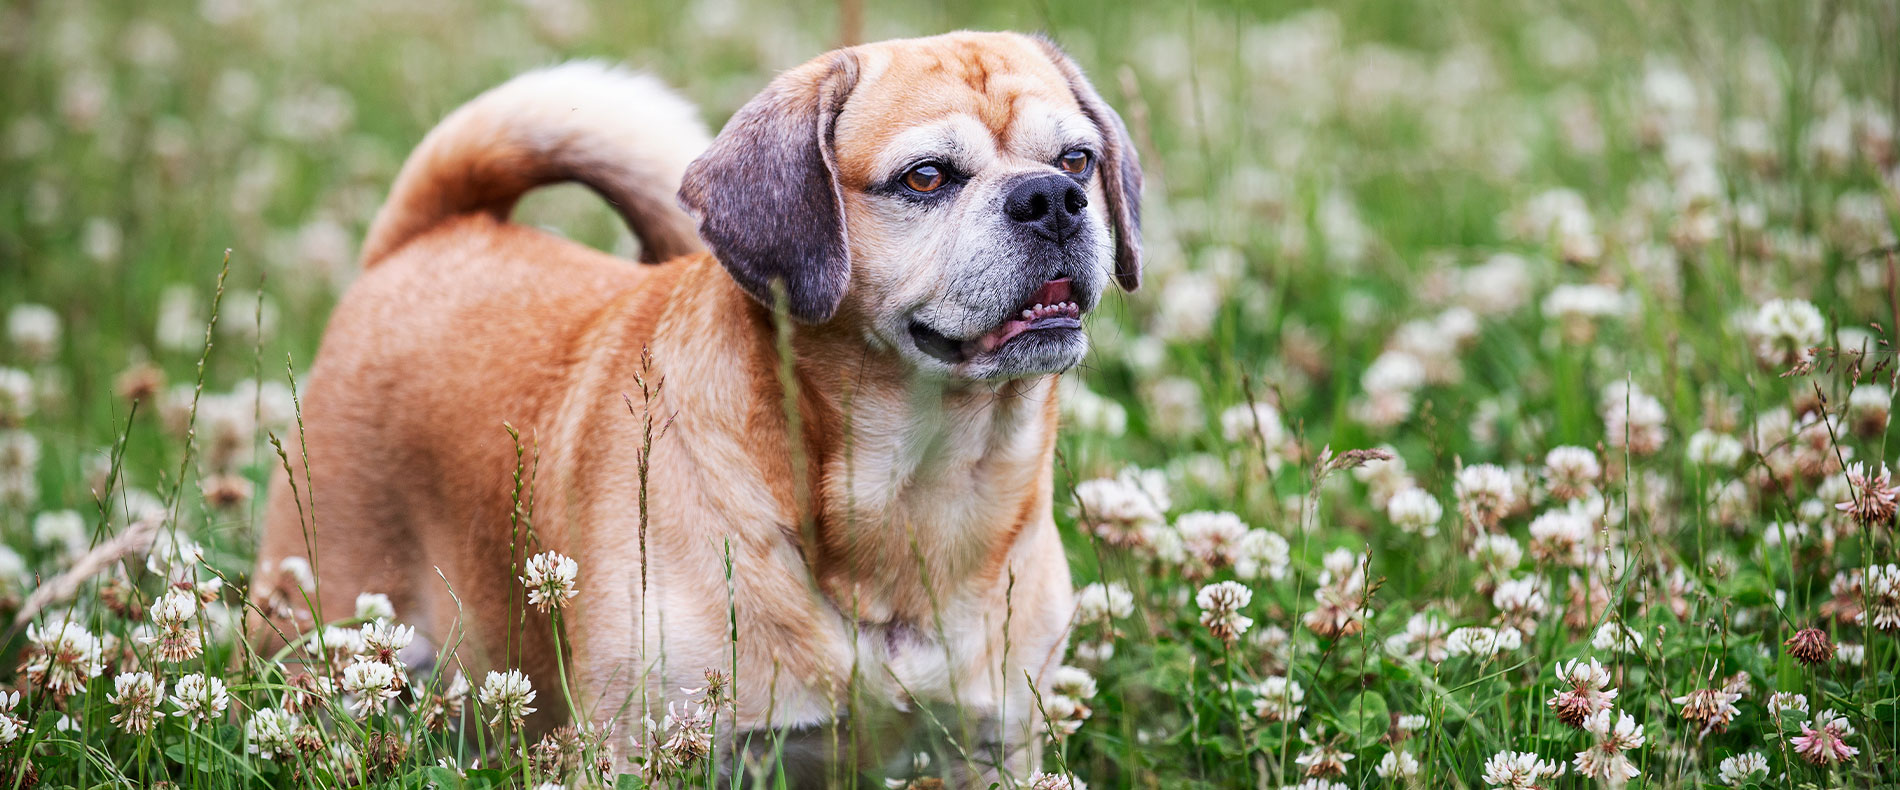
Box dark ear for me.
[1032,36,1144,291]
[679,53,861,323]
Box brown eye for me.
[903,163,946,192]
[1057,149,1091,174]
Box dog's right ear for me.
[679,53,860,324]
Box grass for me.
[1,0,1898,787]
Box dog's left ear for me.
[680,53,861,323]
[1033,36,1145,291]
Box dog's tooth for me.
[1022,310,1034,319]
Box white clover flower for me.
[170,673,230,728]
[1176,510,1250,569]
[1527,510,1591,567]
[1385,613,1450,663]
[355,592,395,621]
[1252,676,1306,722]
[1075,581,1134,622]
[1376,749,1419,779]
[341,659,400,718]
[31,509,87,559]
[1386,487,1443,536]
[1027,772,1087,790]
[1542,446,1600,500]
[1590,622,1645,653]
[1455,464,1517,529]
[1573,709,1645,781]
[1686,430,1744,468]
[520,551,579,612]
[1469,534,1524,575]
[0,368,33,425]
[24,621,106,698]
[1482,750,1566,789]
[479,669,538,728]
[1602,381,1668,455]
[1220,401,1288,458]
[361,619,416,656]
[245,707,298,759]
[1196,581,1254,643]
[1072,468,1170,547]
[147,586,204,663]
[1749,298,1825,367]
[1446,626,1522,659]
[1234,528,1290,581]
[6,303,61,362]
[1060,378,1127,437]
[1768,691,1808,716]
[1717,751,1770,785]
[1050,665,1097,700]
[109,671,164,734]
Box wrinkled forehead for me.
[831,34,1092,187]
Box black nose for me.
[1004,173,1088,241]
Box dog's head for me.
[680,31,1142,380]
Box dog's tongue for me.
[974,278,1076,353]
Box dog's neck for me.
[793,332,1062,626]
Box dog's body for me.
[254,33,1139,782]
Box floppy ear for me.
[679,53,861,323]
[1032,36,1144,291]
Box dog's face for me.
[680,32,1142,380]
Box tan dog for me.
[252,31,1140,783]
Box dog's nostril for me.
[1063,185,1087,214]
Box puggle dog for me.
[252,30,1141,783]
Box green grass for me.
[1,0,1897,787]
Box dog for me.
[252,30,1141,784]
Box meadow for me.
[1,0,1897,787]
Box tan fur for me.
[254,32,1113,783]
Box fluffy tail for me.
[360,61,711,265]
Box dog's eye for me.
[902,163,947,193]
[1057,149,1091,175]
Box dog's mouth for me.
[909,278,1083,365]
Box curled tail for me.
[360,61,711,265]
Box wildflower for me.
[1469,534,1524,576]
[360,620,416,665]
[1196,581,1254,644]
[1847,384,1890,436]
[1280,782,1348,790]
[1446,626,1522,659]
[1590,621,1644,654]
[1602,382,1667,456]
[1686,430,1744,468]
[1790,709,1858,765]
[1220,401,1289,461]
[1045,666,1097,738]
[342,659,401,718]
[246,707,298,759]
[521,551,579,612]
[355,592,396,621]
[1784,627,1835,665]
[419,671,470,731]
[1050,665,1098,701]
[479,669,538,728]
[1546,657,1617,726]
[170,672,230,728]
[1836,643,1865,666]
[1861,563,1900,632]
[1455,464,1516,530]
[1072,467,1170,546]
[1252,676,1306,723]
[23,621,107,699]
[1235,528,1291,581]
[1386,487,1443,536]
[1176,511,1249,571]
[6,304,60,362]
[1385,613,1450,663]
[1304,549,1370,639]
[1820,569,1865,625]
[109,672,163,734]
[0,691,25,746]
[1542,284,1629,342]
[1376,750,1419,779]
[147,587,204,662]
[31,509,87,559]
[1482,750,1566,789]
[0,368,32,426]
[1491,576,1549,634]
[1573,709,1645,782]
[1717,752,1769,786]
[1768,692,1808,717]
[1835,464,1897,528]
[1541,446,1599,501]
[1028,773,1087,790]
[1748,298,1825,368]
[1075,582,1134,622]
[1294,727,1355,778]
[1672,686,1741,737]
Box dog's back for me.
[251,63,709,679]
